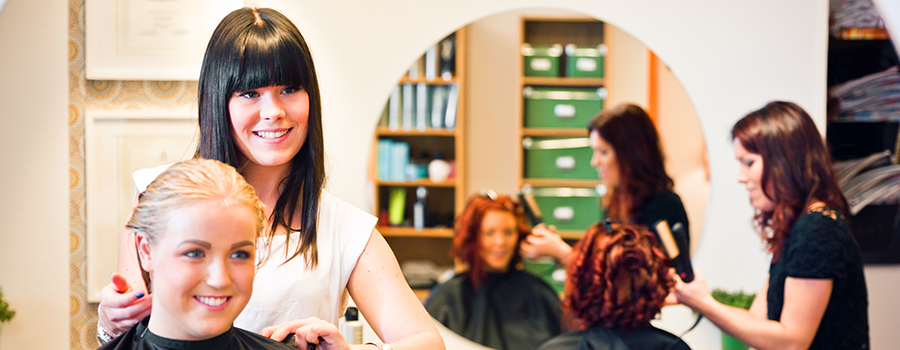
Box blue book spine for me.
[377,139,392,180]
[390,141,410,181]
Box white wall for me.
[0,0,69,349]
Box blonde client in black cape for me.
[97,7,443,350]
[99,158,350,349]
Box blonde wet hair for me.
[126,158,267,248]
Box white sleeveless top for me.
[133,165,377,332]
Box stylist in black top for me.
[521,103,690,265]
[674,101,869,349]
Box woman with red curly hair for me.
[537,222,690,350]
[522,103,690,266]
[425,192,562,350]
[675,101,869,350]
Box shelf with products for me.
[516,17,607,235]
[826,21,900,264]
[369,28,467,289]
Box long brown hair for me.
[731,101,849,260]
[588,104,673,223]
[451,193,530,289]
[564,223,672,329]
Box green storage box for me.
[522,137,596,180]
[565,44,607,78]
[527,186,604,231]
[521,44,562,77]
[523,86,608,128]
[523,259,566,293]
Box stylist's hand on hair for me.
[261,317,350,350]
[521,224,572,264]
[97,273,152,335]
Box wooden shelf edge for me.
[375,179,457,187]
[522,128,589,137]
[379,226,454,238]
[522,77,605,86]
[376,126,457,137]
[522,179,602,188]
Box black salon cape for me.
[536,326,691,350]
[97,316,294,350]
[425,270,562,350]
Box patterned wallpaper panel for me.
[69,1,197,348]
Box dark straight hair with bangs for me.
[195,7,325,267]
[731,101,849,261]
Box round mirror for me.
[369,8,709,349]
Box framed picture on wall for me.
[85,110,199,302]
[85,0,242,80]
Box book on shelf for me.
[444,83,459,130]
[835,149,893,187]
[389,141,410,181]
[425,44,438,82]
[830,66,900,120]
[388,85,401,130]
[407,54,426,80]
[402,83,414,131]
[377,139,392,180]
[416,82,429,131]
[377,139,412,182]
[830,0,887,39]
[843,164,900,214]
[834,149,900,214]
[377,102,389,127]
[439,34,456,80]
[430,85,446,129]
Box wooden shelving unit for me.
[515,17,607,239]
[826,29,900,264]
[368,28,469,279]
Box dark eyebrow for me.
[178,240,211,249]
[231,241,254,250]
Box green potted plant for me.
[711,288,755,350]
[0,286,15,325]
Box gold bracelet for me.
[364,342,393,350]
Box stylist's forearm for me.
[693,299,801,350]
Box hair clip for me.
[603,218,613,232]
[480,189,498,201]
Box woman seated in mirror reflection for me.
[425,192,563,350]
[521,104,689,266]
[674,101,869,350]
[537,222,690,350]
[99,158,350,349]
